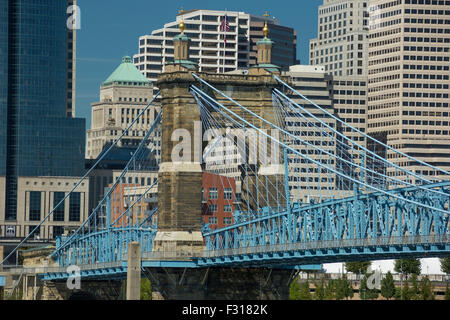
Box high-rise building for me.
[310,0,370,77]
[0,0,87,244]
[283,65,341,203]
[367,0,450,181]
[67,0,77,118]
[309,0,370,171]
[133,9,298,83]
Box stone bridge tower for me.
[154,11,289,252]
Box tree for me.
[334,278,346,300]
[140,278,152,300]
[360,272,379,300]
[409,274,420,300]
[345,261,372,275]
[394,259,421,278]
[290,278,312,300]
[298,281,313,300]
[324,279,336,300]
[341,276,354,300]
[289,277,300,300]
[440,257,450,275]
[419,276,434,300]
[313,278,326,300]
[381,271,396,300]
[395,280,411,300]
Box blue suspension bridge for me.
[1,74,449,283]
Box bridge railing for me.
[198,234,450,259]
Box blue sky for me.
[75,0,323,126]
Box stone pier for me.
[147,267,295,300]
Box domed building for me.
[86,56,161,161]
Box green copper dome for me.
[102,56,151,87]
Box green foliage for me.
[140,278,152,300]
[332,276,354,300]
[298,281,313,300]
[289,277,312,300]
[381,271,395,300]
[419,276,434,300]
[409,274,420,300]
[345,261,371,275]
[324,279,336,300]
[440,257,450,275]
[395,279,411,300]
[394,259,421,277]
[289,277,302,300]
[290,278,312,300]
[360,272,379,300]
[313,278,326,300]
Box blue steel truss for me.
[36,74,450,281]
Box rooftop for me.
[103,56,151,87]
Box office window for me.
[53,192,65,222]
[208,204,218,213]
[208,217,218,224]
[209,188,218,200]
[69,192,81,222]
[224,205,232,212]
[223,217,233,225]
[224,188,233,200]
[29,192,41,221]
[53,226,64,239]
[29,225,40,238]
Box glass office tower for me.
[1,0,85,221]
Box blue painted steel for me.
[37,75,450,282]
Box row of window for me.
[404,64,449,71]
[404,54,450,61]
[404,0,449,5]
[203,188,233,200]
[402,120,450,126]
[207,217,233,225]
[403,73,449,80]
[402,101,449,107]
[29,191,81,222]
[206,204,233,213]
[402,129,450,135]
[118,97,149,103]
[403,92,449,98]
[403,83,449,89]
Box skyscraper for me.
[309,0,369,169]
[0,0,87,243]
[133,9,299,83]
[310,0,369,77]
[367,0,450,181]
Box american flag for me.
[220,14,230,43]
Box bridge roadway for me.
[36,233,449,282]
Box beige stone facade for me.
[86,83,160,160]
[367,0,450,181]
[310,0,370,77]
[0,176,89,240]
